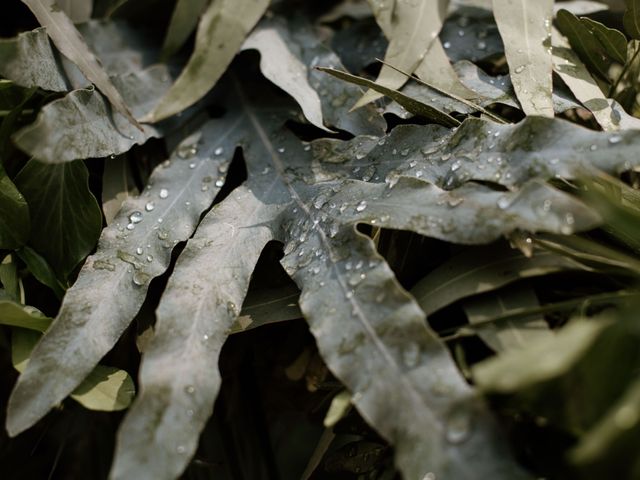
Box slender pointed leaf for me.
[493,0,554,117]
[356,0,450,107]
[21,0,140,128]
[318,67,461,127]
[413,243,588,317]
[161,0,209,59]
[141,0,269,123]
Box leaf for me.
[111,186,278,480]
[276,16,386,136]
[0,164,30,250]
[6,116,240,436]
[0,28,69,91]
[14,159,102,280]
[101,154,139,225]
[11,328,135,411]
[13,65,172,163]
[551,27,628,131]
[141,0,270,123]
[108,77,602,480]
[0,300,52,332]
[242,25,330,131]
[70,365,135,411]
[0,255,22,302]
[439,6,504,63]
[161,0,209,59]
[231,283,302,334]
[581,17,628,65]
[556,9,613,80]
[624,0,640,39]
[15,246,67,298]
[412,243,588,317]
[356,0,450,107]
[463,283,554,352]
[57,0,93,23]
[318,67,461,128]
[492,0,554,117]
[20,0,140,128]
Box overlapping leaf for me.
[493,0,554,117]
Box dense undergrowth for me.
[1,0,640,479]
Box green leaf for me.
[101,154,139,225]
[357,0,451,107]
[11,328,135,411]
[6,118,239,436]
[463,284,554,352]
[161,0,209,59]
[624,0,640,39]
[493,0,554,117]
[0,164,30,250]
[70,365,135,411]
[231,283,302,334]
[15,246,66,298]
[556,9,614,81]
[20,0,140,129]
[412,243,588,318]
[14,159,102,280]
[318,67,461,128]
[0,28,69,91]
[551,27,631,131]
[581,17,628,65]
[141,0,270,123]
[0,300,52,332]
[0,255,22,302]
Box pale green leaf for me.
[0,300,51,332]
[161,0,209,59]
[101,154,139,225]
[141,0,269,122]
[11,328,135,411]
[5,121,237,435]
[70,365,135,411]
[20,0,140,128]
[356,0,450,107]
[412,243,588,318]
[493,0,554,117]
[57,0,93,23]
[463,284,554,352]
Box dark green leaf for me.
[16,246,66,298]
[582,17,628,65]
[0,164,30,250]
[624,0,640,39]
[14,159,102,280]
[556,9,612,81]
